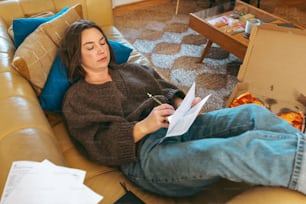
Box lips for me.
[98,56,107,62]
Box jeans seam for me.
[289,133,305,192]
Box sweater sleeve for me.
[62,83,137,166]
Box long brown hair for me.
[59,19,115,83]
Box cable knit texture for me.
[62,63,185,166]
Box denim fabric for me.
[121,104,306,197]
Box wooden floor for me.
[113,0,306,15]
[277,0,306,6]
[113,0,306,27]
[113,0,173,15]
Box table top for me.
[194,1,296,40]
[189,0,298,59]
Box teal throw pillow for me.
[39,40,133,112]
[13,7,69,48]
[110,40,133,64]
[39,54,70,112]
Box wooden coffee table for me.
[189,0,303,62]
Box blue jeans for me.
[121,104,306,197]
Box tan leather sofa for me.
[1,0,306,203]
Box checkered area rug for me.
[114,0,306,112]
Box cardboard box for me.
[226,24,306,129]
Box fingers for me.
[140,104,173,134]
[154,103,174,109]
[151,105,173,127]
[153,109,170,124]
[153,104,175,115]
[192,97,202,107]
[158,116,169,128]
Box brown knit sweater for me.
[62,63,185,166]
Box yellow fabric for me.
[12,28,57,94]
[41,4,82,46]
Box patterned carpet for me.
[114,0,306,112]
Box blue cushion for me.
[13,7,69,48]
[109,40,133,64]
[39,54,70,112]
[39,40,132,112]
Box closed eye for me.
[99,39,106,46]
[86,45,94,50]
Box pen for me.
[147,93,163,105]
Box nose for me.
[97,45,105,54]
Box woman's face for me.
[80,27,110,73]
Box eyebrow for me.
[83,36,105,46]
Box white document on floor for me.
[0,159,103,204]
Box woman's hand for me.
[133,104,175,142]
[192,97,202,107]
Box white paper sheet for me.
[164,82,211,139]
[0,161,39,204]
[0,160,103,204]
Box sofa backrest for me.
[0,0,114,28]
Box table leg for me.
[199,40,213,62]
[176,0,180,15]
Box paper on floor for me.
[0,160,103,204]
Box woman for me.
[60,19,306,197]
